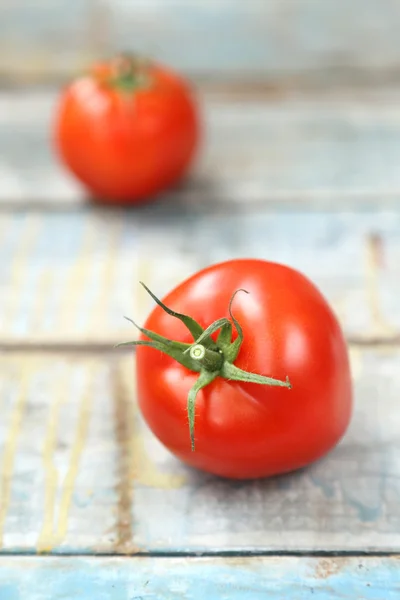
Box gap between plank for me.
[0,337,399,354]
[0,549,399,558]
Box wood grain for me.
[0,354,118,553]
[0,348,399,554]
[0,80,399,584]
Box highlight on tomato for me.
[119,259,353,480]
[54,54,200,204]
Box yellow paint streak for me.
[57,218,97,337]
[36,366,69,553]
[349,347,363,381]
[365,233,396,336]
[0,360,33,547]
[53,362,96,546]
[122,358,186,489]
[30,268,54,332]
[89,218,122,334]
[331,296,347,330]
[2,215,40,334]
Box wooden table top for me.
[0,87,399,598]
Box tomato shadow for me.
[81,173,219,218]
[180,464,314,545]
[185,462,310,492]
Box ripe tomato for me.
[131,259,352,480]
[54,55,200,204]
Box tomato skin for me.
[136,259,353,480]
[54,60,200,204]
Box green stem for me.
[119,284,292,451]
[106,54,152,93]
[189,344,224,371]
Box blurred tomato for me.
[54,55,200,204]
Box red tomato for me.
[134,259,353,480]
[54,55,200,204]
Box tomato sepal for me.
[220,288,248,362]
[116,339,201,372]
[102,54,153,93]
[216,321,233,349]
[139,282,207,343]
[123,315,189,352]
[187,369,219,451]
[119,284,292,451]
[183,317,232,353]
[221,363,292,388]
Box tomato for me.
[129,259,352,480]
[53,55,200,204]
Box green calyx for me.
[117,283,292,451]
[107,53,151,92]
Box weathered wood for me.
[0,208,398,345]
[0,353,118,553]
[0,347,399,554]
[4,89,400,207]
[2,0,400,84]
[0,556,399,599]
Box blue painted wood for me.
[1,0,400,81]
[0,347,400,554]
[107,0,400,80]
[0,354,119,553]
[0,556,399,599]
[0,89,399,561]
[4,90,400,206]
[0,1,96,80]
[0,207,398,344]
[132,348,400,553]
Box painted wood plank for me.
[0,353,119,553]
[0,1,97,82]
[132,347,400,553]
[4,89,400,206]
[0,347,400,554]
[2,0,400,83]
[105,0,400,81]
[0,556,399,599]
[0,208,398,345]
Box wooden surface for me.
[1,87,400,595]
[5,89,400,206]
[1,556,400,599]
[0,348,400,554]
[2,0,400,84]
[0,207,399,346]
